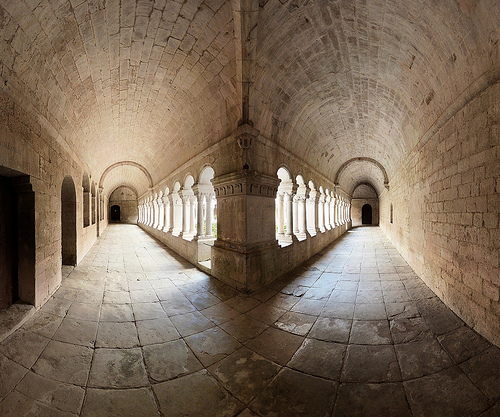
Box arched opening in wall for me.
[351,183,379,227]
[110,205,120,222]
[171,182,183,236]
[109,186,138,224]
[181,175,196,241]
[276,167,294,247]
[0,174,18,310]
[61,176,77,266]
[362,204,373,225]
[82,173,90,227]
[0,168,35,309]
[294,175,308,241]
[91,182,96,225]
[307,180,317,236]
[197,166,216,269]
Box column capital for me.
[212,169,279,199]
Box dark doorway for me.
[111,205,120,222]
[362,204,372,225]
[0,176,18,310]
[62,176,77,266]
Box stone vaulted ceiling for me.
[0,0,499,195]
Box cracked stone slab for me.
[153,370,244,416]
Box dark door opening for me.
[111,205,120,222]
[0,176,18,310]
[362,204,372,225]
[62,176,77,266]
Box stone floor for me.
[0,224,499,416]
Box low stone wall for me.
[141,222,350,292]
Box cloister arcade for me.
[138,165,351,271]
[275,168,351,247]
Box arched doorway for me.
[111,205,120,221]
[362,204,372,225]
[0,175,18,310]
[61,176,77,266]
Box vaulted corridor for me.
[0,224,498,416]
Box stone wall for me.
[380,81,500,346]
[0,90,103,307]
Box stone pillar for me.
[172,194,183,236]
[276,192,284,237]
[292,195,299,236]
[307,189,319,237]
[334,195,340,226]
[158,196,164,230]
[197,193,205,236]
[162,195,171,232]
[206,193,214,237]
[297,195,307,240]
[211,169,280,292]
[190,196,197,235]
[318,194,325,233]
[284,192,293,238]
[330,194,335,228]
[154,197,160,228]
[325,195,331,230]
[181,193,191,237]
[83,190,90,227]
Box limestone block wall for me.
[380,81,500,346]
[0,90,101,307]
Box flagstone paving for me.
[0,224,499,416]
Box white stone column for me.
[158,197,164,230]
[154,198,160,228]
[284,192,293,238]
[298,196,307,239]
[276,192,284,237]
[307,189,319,236]
[335,196,340,226]
[197,193,205,236]
[292,195,299,236]
[162,196,170,232]
[190,196,197,235]
[206,194,214,237]
[182,195,191,235]
[325,195,331,230]
[172,194,183,236]
[330,194,335,228]
[318,194,325,233]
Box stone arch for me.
[91,182,97,225]
[199,165,215,184]
[61,176,77,266]
[171,181,183,236]
[197,166,216,239]
[352,182,378,197]
[99,161,153,190]
[334,157,390,190]
[82,173,91,227]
